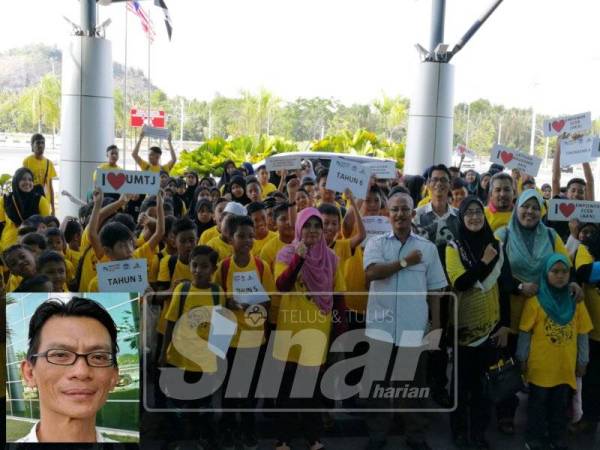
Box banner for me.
[96,169,160,195]
[543,112,591,137]
[547,199,600,223]
[489,144,542,177]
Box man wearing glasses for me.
[17,297,119,443]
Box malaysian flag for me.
[127,1,156,42]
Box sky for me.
[2,0,600,117]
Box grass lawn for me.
[6,418,139,443]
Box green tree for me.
[18,73,61,134]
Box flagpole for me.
[146,8,151,151]
[123,1,128,169]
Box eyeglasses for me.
[31,349,115,367]
[464,209,484,217]
[430,177,449,185]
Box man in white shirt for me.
[15,297,119,443]
[363,188,447,450]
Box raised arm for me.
[583,162,594,201]
[345,189,366,250]
[88,187,105,259]
[165,133,177,171]
[146,191,165,251]
[552,135,563,197]
[132,130,146,168]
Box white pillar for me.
[404,62,454,176]
[59,36,114,219]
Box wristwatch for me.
[518,283,524,293]
[400,259,408,269]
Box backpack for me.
[220,256,265,291]
[69,245,93,292]
[168,255,178,279]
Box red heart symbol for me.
[559,203,576,218]
[500,151,513,164]
[107,172,126,190]
[552,119,565,133]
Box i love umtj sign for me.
[95,169,160,195]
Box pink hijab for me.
[277,207,338,313]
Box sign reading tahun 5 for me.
[96,169,160,195]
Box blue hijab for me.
[537,253,575,326]
[505,189,555,283]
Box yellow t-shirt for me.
[199,225,219,245]
[65,247,81,269]
[22,155,57,197]
[417,196,430,208]
[343,246,368,314]
[165,282,225,373]
[6,274,23,292]
[138,160,172,173]
[575,245,600,342]
[332,239,352,270]
[214,256,275,348]
[273,261,345,366]
[484,207,513,233]
[93,163,122,183]
[0,195,52,251]
[252,230,277,256]
[206,236,233,263]
[260,182,277,199]
[520,296,592,389]
[156,256,193,335]
[87,241,157,292]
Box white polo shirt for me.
[15,421,117,443]
[363,231,447,347]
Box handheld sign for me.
[547,199,600,223]
[560,136,598,167]
[454,144,475,158]
[326,157,370,200]
[96,169,159,195]
[97,258,148,292]
[489,144,542,177]
[543,112,592,137]
[142,124,170,140]
[265,155,302,173]
[363,160,397,179]
[207,306,238,359]
[362,216,392,247]
[232,271,269,305]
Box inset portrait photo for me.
[6,293,140,443]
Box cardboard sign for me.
[543,112,592,137]
[454,144,475,158]
[362,216,392,247]
[207,306,238,359]
[95,169,160,195]
[232,271,269,305]
[363,160,397,179]
[560,136,599,167]
[97,258,148,292]
[326,157,370,200]
[489,144,542,177]
[142,124,170,139]
[547,199,600,223]
[265,155,302,172]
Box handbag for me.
[481,357,524,403]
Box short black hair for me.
[256,165,267,173]
[190,245,218,267]
[316,169,329,184]
[272,203,290,220]
[214,197,229,208]
[567,178,586,189]
[106,144,118,153]
[140,196,158,213]
[247,202,266,216]
[23,215,45,229]
[388,185,411,198]
[26,297,119,366]
[100,222,134,249]
[301,178,316,188]
[2,243,29,261]
[43,216,60,228]
[451,178,468,190]
[172,217,197,236]
[196,198,213,212]
[44,227,65,242]
[489,172,514,191]
[229,214,255,236]
[318,203,341,217]
[149,146,162,155]
[17,226,37,237]
[22,232,47,250]
[31,133,44,145]
[164,215,177,236]
[14,275,51,293]
[37,250,66,270]
[428,164,451,180]
[111,213,136,233]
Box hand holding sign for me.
[489,145,542,177]
[543,112,592,137]
[142,124,171,140]
[326,157,369,200]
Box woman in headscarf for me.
[272,207,345,450]
[573,225,600,435]
[517,253,592,450]
[494,189,579,434]
[403,175,426,208]
[217,159,237,189]
[227,175,251,206]
[464,169,488,203]
[182,170,199,209]
[446,196,513,448]
[0,167,51,250]
[240,161,255,176]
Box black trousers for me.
[496,333,520,422]
[582,338,600,423]
[527,383,572,444]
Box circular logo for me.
[244,304,267,327]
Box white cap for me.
[223,201,247,216]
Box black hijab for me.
[455,196,499,276]
[182,172,198,208]
[4,167,41,226]
[228,175,251,205]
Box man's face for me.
[21,316,118,422]
[257,168,269,184]
[567,182,586,200]
[32,138,45,157]
[321,214,340,245]
[387,195,415,235]
[490,178,514,211]
[247,183,261,203]
[318,178,335,203]
[275,212,294,240]
[107,149,119,165]
[232,225,254,256]
[251,210,268,238]
[39,261,67,291]
[159,174,169,188]
[149,150,161,166]
[428,170,450,198]
[175,229,198,262]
